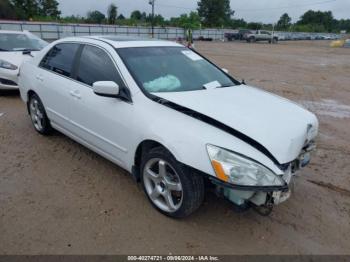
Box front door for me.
[68,44,134,167]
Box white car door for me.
[37,43,80,130]
[263,31,271,41]
[67,44,134,167]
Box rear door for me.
[38,43,80,129]
[68,44,133,166]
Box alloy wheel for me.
[143,158,183,213]
[29,97,44,132]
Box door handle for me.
[69,90,81,99]
[36,75,44,81]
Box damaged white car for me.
[18,36,318,217]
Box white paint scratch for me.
[0,113,4,117]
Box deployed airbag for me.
[144,75,181,92]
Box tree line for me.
[0,0,349,33]
[0,0,60,20]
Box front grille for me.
[0,78,17,86]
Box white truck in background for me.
[246,30,279,43]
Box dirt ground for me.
[0,40,349,255]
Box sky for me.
[58,0,350,23]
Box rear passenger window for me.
[76,45,123,86]
[40,43,79,77]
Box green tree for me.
[0,0,16,19]
[297,10,334,32]
[293,23,314,32]
[9,0,40,19]
[141,12,147,22]
[117,14,125,20]
[154,14,165,26]
[38,0,60,18]
[145,14,165,26]
[262,23,273,30]
[60,15,85,24]
[130,10,142,20]
[229,18,247,29]
[247,22,262,30]
[197,0,234,27]
[276,13,291,30]
[337,19,350,33]
[172,12,201,29]
[107,3,117,24]
[86,10,105,24]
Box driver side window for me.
[76,45,124,87]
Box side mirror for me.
[222,68,229,74]
[92,81,119,98]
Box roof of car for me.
[93,35,155,42]
[81,35,183,48]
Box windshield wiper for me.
[21,49,34,57]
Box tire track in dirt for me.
[308,180,350,197]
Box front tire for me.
[248,37,255,43]
[28,93,52,135]
[141,147,205,218]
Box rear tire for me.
[28,93,52,135]
[140,146,205,218]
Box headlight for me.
[207,144,284,187]
[0,59,18,70]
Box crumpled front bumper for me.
[212,141,316,208]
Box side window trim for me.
[71,44,84,80]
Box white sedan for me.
[18,36,318,217]
[0,30,47,90]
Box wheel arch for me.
[134,140,172,168]
[132,139,180,182]
[26,90,37,114]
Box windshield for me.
[118,47,236,93]
[0,33,48,52]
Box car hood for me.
[154,85,318,164]
[0,51,38,67]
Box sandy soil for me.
[0,40,349,255]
